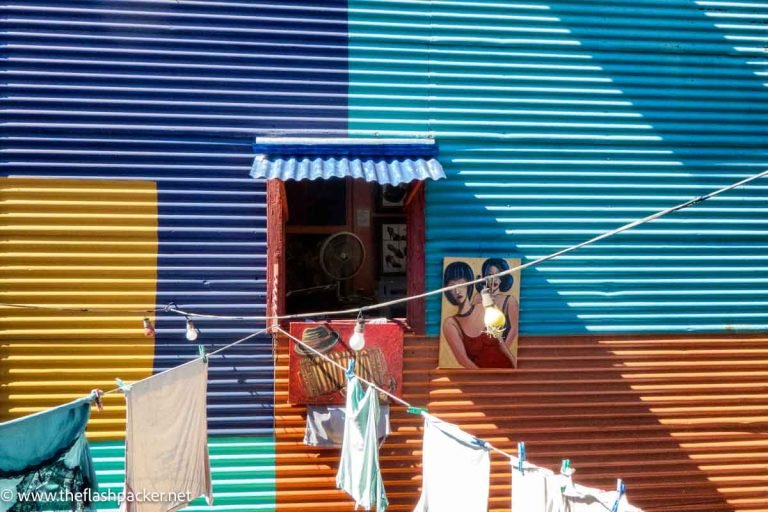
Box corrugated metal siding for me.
[2,1,348,510]
[0,177,158,437]
[275,333,768,512]
[346,0,768,336]
[0,177,159,511]
[250,156,444,184]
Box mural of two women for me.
[439,257,521,368]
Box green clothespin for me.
[406,406,428,415]
[560,459,574,493]
[198,344,208,363]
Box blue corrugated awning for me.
[250,138,445,185]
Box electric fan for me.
[318,231,366,281]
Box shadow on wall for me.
[425,176,585,337]
[387,335,756,512]
[273,333,768,511]
[421,0,768,337]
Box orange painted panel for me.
[275,333,768,512]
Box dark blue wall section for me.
[2,0,349,436]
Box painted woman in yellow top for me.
[473,258,519,365]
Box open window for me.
[253,139,444,333]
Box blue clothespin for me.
[611,479,625,512]
[346,358,356,379]
[517,441,526,474]
[470,437,489,450]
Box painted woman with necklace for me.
[440,260,517,368]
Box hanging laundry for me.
[0,397,99,512]
[304,404,390,448]
[120,358,212,512]
[562,484,642,512]
[413,414,490,512]
[336,374,388,511]
[511,463,561,512]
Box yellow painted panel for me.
[0,178,158,440]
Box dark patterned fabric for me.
[0,399,97,512]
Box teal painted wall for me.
[90,438,275,511]
[348,0,768,336]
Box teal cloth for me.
[336,375,388,511]
[0,398,98,512]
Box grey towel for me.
[304,404,390,447]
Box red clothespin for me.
[90,389,105,412]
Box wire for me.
[274,325,518,463]
[3,167,767,324]
[274,326,410,408]
[154,167,768,320]
[0,303,163,314]
[99,327,270,396]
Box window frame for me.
[266,179,426,334]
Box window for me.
[253,138,443,333]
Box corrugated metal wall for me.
[0,177,159,437]
[286,2,768,512]
[275,332,768,512]
[346,0,768,336]
[2,1,348,510]
[5,1,768,511]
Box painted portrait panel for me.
[289,321,404,404]
[439,257,522,369]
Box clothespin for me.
[470,436,489,450]
[517,441,526,474]
[346,358,356,379]
[115,378,131,392]
[198,344,208,363]
[610,479,625,512]
[559,459,574,493]
[89,389,104,412]
[406,406,428,415]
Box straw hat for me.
[295,325,340,356]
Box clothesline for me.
[92,322,521,465]
[273,326,520,464]
[275,326,633,511]
[100,327,271,397]
[9,318,632,509]
[3,166,767,324]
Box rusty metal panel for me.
[274,333,768,511]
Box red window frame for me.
[266,180,426,334]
